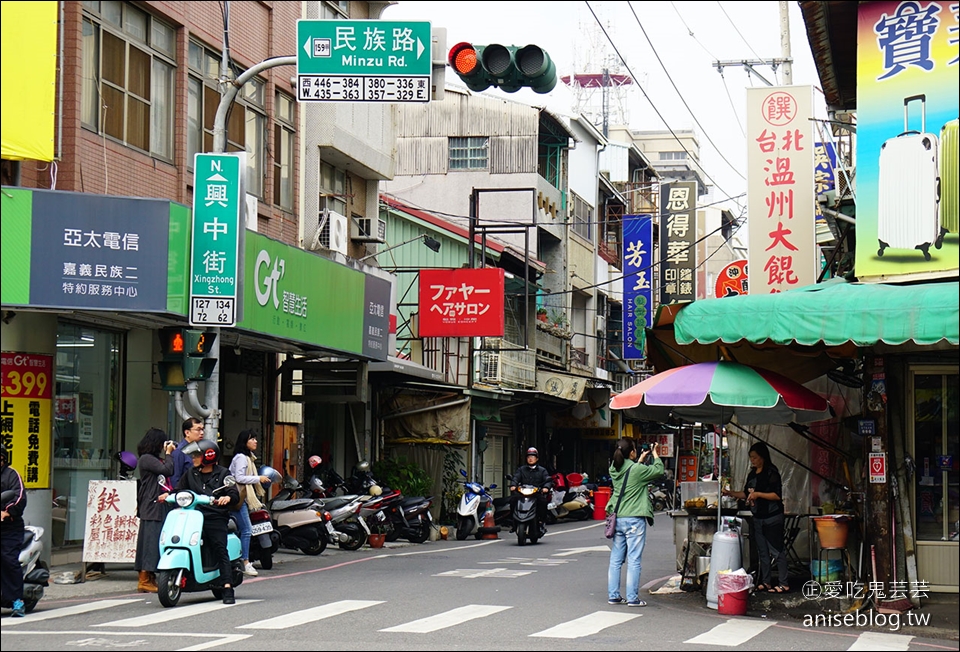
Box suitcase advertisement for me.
[856,1,959,281]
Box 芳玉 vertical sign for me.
[190,153,245,327]
[622,214,654,360]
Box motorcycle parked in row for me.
[512,484,548,546]
[546,472,593,523]
[244,507,281,569]
[649,477,675,512]
[0,490,48,614]
[156,477,244,608]
[268,476,328,556]
[455,469,506,540]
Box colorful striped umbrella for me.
[610,361,831,425]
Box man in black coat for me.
[0,446,27,617]
[174,440,240,604]
[508,447,553,534]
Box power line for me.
[717,1,767,65]
[627,2,746,182]
[583,1,741,207]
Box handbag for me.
[233,483,248,511]
[604,467,631,539]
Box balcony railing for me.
[535,327,569,367]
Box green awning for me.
[674,279,959,347]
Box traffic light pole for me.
[188,54,296,442]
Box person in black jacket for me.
[135,428,175,593]
[172,440,240,604]
[1,446,27,617]
[508,447,553,533]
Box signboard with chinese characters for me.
[678,454,698,483]
[190,153,244,327]
[622,214,654,360]
[660,182,698,305]
[814,142,838,245]
[715,259,748,298]
[746,85,816,293]
[869,452,887,484]
[418,268,505,337]
[855,1,959,281]
[239,231,390,361]
[0,352,52,488]
[297,20,432,103]
[82,480,140,563]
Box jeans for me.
[754,513,788,587]
[608,516,647,602]
[230,503,252,562]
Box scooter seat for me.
[270,498,316,511]
[318,496,354,510]
[400,496,424,507]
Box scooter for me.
[156,478,244,608]
[244,507,280,570]
[546,472,593,523]
[268,479,328,556]
[455,469,498,540]
[0,490,48,614]
[317,493,369,550]
[384,493,434,544]
[512,484,547,546]
[649,477,675,512]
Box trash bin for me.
[716,569,753,616]
[593,487,612,520]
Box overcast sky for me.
[381,1,826,218]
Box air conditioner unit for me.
[352,216,386,243]
[316,208,348,256]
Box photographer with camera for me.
[606,438,663,607]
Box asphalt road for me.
[2,517,956,651]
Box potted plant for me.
[537,307,549,323]
[368,523,387,548]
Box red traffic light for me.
[449,42,478,75]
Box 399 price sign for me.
[1,352,53,488]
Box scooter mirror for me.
[213,475,237,492]
[489,484,497,490]
[460,469,468,478]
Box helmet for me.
[525,447,539,458]
[184,440,220,465]
[355,460,371,474]
[117,451,138,471]
[308,455,323,469]
[258,465,282,487]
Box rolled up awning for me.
[674,279,959,349]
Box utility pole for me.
[712,3,793,86]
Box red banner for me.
[419,268,505,337]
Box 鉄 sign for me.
[190,153,244,327]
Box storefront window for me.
[913,371,959,542]
[53,323,123,547]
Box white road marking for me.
[2,630,250,652]
[379,604,510,633]
[847,631,915,651]
[1,599,141,626]
[530,610,640,638]
[684,618,777,646]
[237,599,383,629]
[95,599,261,627]
[434,567,536,578]
[553,546,610,556]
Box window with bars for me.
[319,161,346,216]
[449,136,488,170]
[571,192,593,242]
[274,93,296,211]
[81,1,175,159]
[659,151,687,160]
[187,41,267,198]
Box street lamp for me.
[358,234,441,263]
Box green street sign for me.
[296,19,432,103]
[190,153,244,327]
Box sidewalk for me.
[646,576,960,642]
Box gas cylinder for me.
[705,519,742,609]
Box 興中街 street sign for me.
[297,19,431,103]
[190,153,244,327]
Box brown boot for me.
[138,570,158,593]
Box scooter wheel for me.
[300,537,327,556]
[156,570,181,608]
[385,524,401,543]
[259,552,274,570]
[516,522,528,546]
[338,530,366,551]
[456,517,470,541]
[406,525,430,544]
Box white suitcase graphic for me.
[877,94,943,261]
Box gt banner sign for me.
[418,268,505,337]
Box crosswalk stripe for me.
[237,599,384,629]
[530,611,639,638]
[848,632,915,651]
[95,599,262,627]
[2,599,141,626]
[684,618,777,646]
[380,604,510,633]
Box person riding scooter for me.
[509,447,553,534]
[171,440,239,604]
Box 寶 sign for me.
[746,85,816,293]
[419,268,505,337]
[190,153,244,327]
[297,20,432,103]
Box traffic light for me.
[448,42,557,94]
[158,328,217,391]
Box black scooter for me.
[512,484,547,546]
